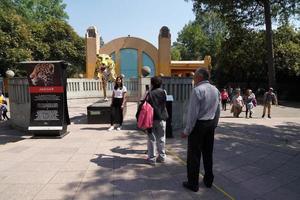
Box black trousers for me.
[2,111,9,120]
[187,120,215,186]
[221,99,227,110]
[110,98,123,126]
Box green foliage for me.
[216,29,267,85]
[0,0,85,77]
[173,21,208,60]
[189,0,300,28]
[184,0,300,90]
[171,46,181,61]
[172,12,227,66]
[13,0,68,22]
[274,25,300,79]
[0,6,33,76]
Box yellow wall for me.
[86,38,98,78]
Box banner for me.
[22,61,69,136]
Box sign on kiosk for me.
[21,61,70,136]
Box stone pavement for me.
[0,99,299,200]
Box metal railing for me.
[8,77,192,130]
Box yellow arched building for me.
[86,26,211,78]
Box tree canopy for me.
[0,0,85,77]
[188,0,300,88]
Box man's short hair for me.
[151,76,162,89]
[195,68,210,80]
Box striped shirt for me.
[184,80,220,135]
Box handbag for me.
[136,93,153,129]
[137,101,154,130]
[136,92,149,121]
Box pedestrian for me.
[0,90,6,121]
[231,88,244,117]
[0,90,5,104]
[0,100,9,120]
[221,88,229,111]
[181,68,220,192]
[262,87,277,118]
[244,89,256,118]
[108,76,127,131]
[228,85,233,100]
[146,76,169,165]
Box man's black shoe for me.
[182,181,199,192]
[203,175,214,188]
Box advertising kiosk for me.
[21,61,70,137]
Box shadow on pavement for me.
[70,113,87,124]
[80,127,108,131]
[111,146,146,155]
[278,101,300,109]
[0,121,28,145]
[91,154,147,169]
[217,121,300,150]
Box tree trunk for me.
[263,0,276,88]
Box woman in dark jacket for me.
[146,76,168,165]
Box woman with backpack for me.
[145,76,169,165]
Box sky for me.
[63,0,195,47]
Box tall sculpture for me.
[96,54,117,101]
[86,26,99,78]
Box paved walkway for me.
[0,99,299,200]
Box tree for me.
[172,21,209,60]
[171,45,181,60]
[40,19,85,76]
[274,24,300,81]
[13,0,68,22]
[0,4,33,76]
[0,0,85,77]
[171,11,227,68]
[189,0,300,88]
[216,29,267,86]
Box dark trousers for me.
[2,111,9,120]
[110,98,123,126]
[187,120,215,186]
[221,99,227,111]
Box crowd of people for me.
[220,86,278,118]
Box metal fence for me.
[8,77,193,130]
[67,78,139,101]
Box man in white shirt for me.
[181,68,220,192]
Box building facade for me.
[85,26,211,79]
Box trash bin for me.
[166,95,173,138]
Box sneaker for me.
[116,126,122,131]
[156,157,165,163]
[182,181,199,192]
[146,158,156,166]
[104,97,108,101]
[108,126,114,131]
